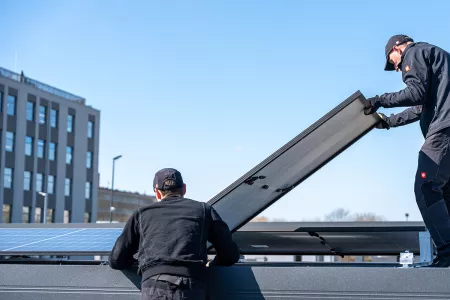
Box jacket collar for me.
[398,43,415,70]
[160,195,183,202]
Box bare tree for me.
[353,212,386,221]
[324,208,351,221]
[323,208,385,222]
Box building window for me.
[4,168,13,188]
[65,178,71,196]
[0,91,3,112]
[85,182,91,199]
[46,209,53,223]
[7,95,15,116]
[22,206,30,223]
[35,207,42,223]
[24,171,31,191]
[47,175,54,194]
[88,121,93,138]
[50,109,57,128]
[36,173,43,192]
[27,101,34,121]
[39,105,46,124]
[37,139,45,158]
[67,114,74,133]
[25,136,33,156]
[66,146,73,164]
[64,210,70,223]
[3,205,11,223]
[5,131,14,152]
[49,142,56,160]
[86,151,92,169]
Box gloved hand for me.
[364,96,381,115]
[375,113,390,129]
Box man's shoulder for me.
[409,42,450,57]
[136,202,158,211]
[134,202,161,217]
[412,42,437,49]
[182,198,215,213]
[183,197,210,207]
[404,42,430,58]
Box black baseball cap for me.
[384,34,414,71]
[153,168,184,191]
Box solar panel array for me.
[0,228,122,255]
[0,222,425,256]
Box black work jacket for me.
[108,196,240,282]
[378,42,450,138]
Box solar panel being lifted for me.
[208,90,381,232]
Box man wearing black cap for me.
[364,34,450,267]
[109,168,240,299]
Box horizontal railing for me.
[0,67,85,104]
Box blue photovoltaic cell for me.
[0,228,122,254]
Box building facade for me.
[97,187,156,222]
[0,67,100,223]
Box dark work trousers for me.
[140,274,206,300]
[414,126,450,256]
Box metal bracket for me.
[419,230,434,263]
[399,250,414,268]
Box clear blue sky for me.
[1,0,450,222]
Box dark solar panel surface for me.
[230,231,421,256]
[207,91,380,232]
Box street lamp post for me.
[110,155,122,222]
